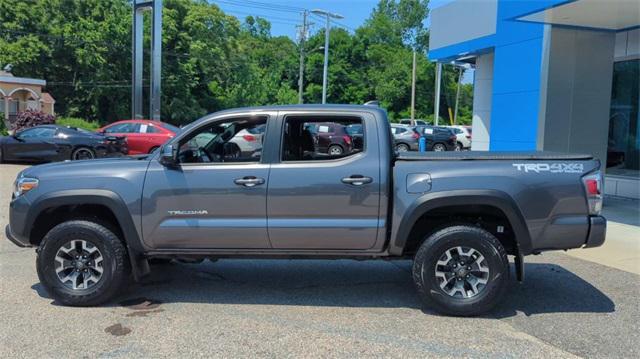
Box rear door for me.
[266,112,382,250]
[104,122,142,154]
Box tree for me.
[0,0,472,125]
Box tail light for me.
[582,170,603,215]
[466,135,471,139]
[243,134,256,142]
[412,131,420,139]
[343,135,352,145]
[450,135,457,141]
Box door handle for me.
[234,176,265,187]
[341,175,373,186]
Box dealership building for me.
[429,0,639,199]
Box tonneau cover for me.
[397,151,593,161]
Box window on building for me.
[607,59,639,178]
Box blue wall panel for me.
[430,0,572,151]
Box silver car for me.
[390,124,420,152]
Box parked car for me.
[98,119,179,155]
[7,104,606,316]
[231,124,266,157]
[0,125,127,163]
[390,124,420,152]
[306,122,354,156]
[345,124,364,151]
[399,119,428,126]
[444,125,472,150]
[414,125,458,151]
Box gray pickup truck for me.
[6,105,606,316]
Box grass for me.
[56,117,101,131]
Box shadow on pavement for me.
[31,260,614,316]
[488,262,615,318]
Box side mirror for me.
[159,144,178,167]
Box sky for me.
[211,0,455,39]
[210,0,471,83]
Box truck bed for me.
[397,151,593,161]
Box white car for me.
[399,119,428,126]
[444,125,472,150]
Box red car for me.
[98,120,179,155]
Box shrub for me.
[56,117,101,131]
[0,112,7,136]
[12,110,55,132]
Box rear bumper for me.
[584,215,606,248]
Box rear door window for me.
[282,116,364,161]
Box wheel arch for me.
[390,190,532,257]
[26,189,149,279]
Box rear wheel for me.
[36,220,129,306]
[412,225,509,316]
[455,142,463,151]
[432,143,447,152]
[71,147,95,160]
[328,145,343,156]
[395,143,410,152]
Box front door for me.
[4,127,61,161]
[267,114,381,250]
[141,115,272,249]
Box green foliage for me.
[56,117,101,131]
[0,0,473,126]
[0,113,7,135]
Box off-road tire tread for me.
[412,225,509,316]
[36,220,129,306]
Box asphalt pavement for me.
[1,163,638,358]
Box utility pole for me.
[453,66,462,125]
[296,11,312,104]
[434,62,442,126]
[410,50,417,121]
[311,9,343,104]
[132,0,162,120]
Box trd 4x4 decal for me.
[512,163,584,173]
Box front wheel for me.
[36,220,130,306]
[412,225,509,316]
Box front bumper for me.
[584,215,606,248]
[6,194,32,248]
[5,225,30,247]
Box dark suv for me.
[415,126,458,151]
[306,122,354,156]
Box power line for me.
[210,0,304,13]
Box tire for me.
[455,142,463,151]
[36,220,129,306]
[412,225,509,316]
[148,146,159,154]
[395,143,410,152]
[432,143,447,152]
[328,145,343,156]
[71,147,95,160]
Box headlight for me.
[13,177,38,198]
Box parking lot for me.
[1,163,638,358]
